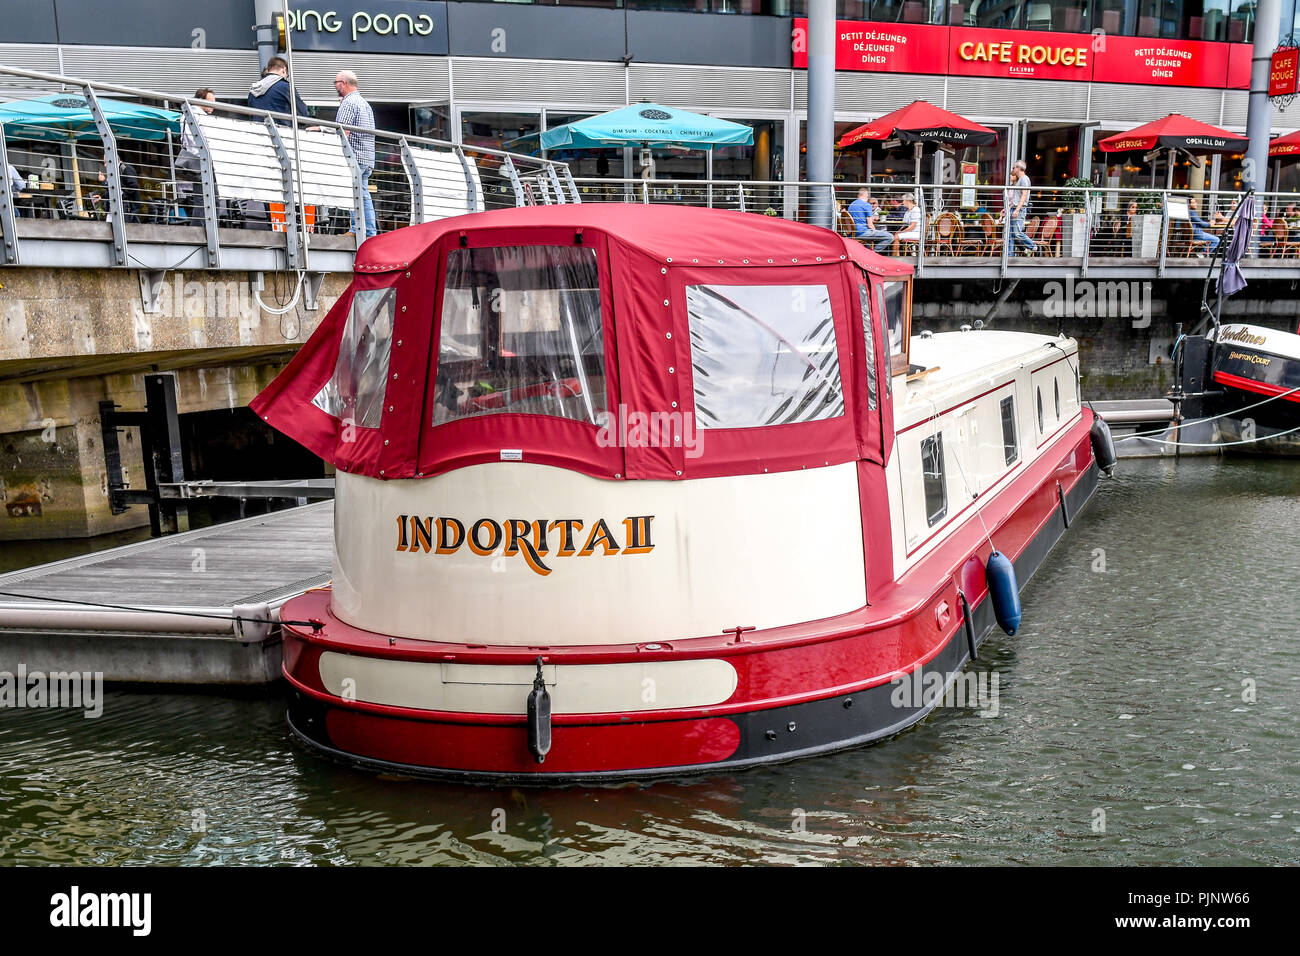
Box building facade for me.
[1,1,1297,195]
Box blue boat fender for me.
[985,550,1022,636]
[1090,416,1117,477]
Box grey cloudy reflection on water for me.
[0,457,1297,865]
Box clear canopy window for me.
[686,284,844,430]
[433,245,606,426]
[312,288,396,429]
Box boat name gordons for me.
[394,515,655,576]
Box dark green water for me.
[1,457,1297,865]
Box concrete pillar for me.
[253,0,282,73]
[806,0,836,230]
[1247,0,1282,197]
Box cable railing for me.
[571,177,1300,276]
[0,64,575,273]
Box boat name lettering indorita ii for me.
[252,205,1108,783]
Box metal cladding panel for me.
[0,44,62,88]
[289,52,450,105]
[1089,85,1225,125]
[57,47,260,99]
[630,65,791,112]
[794,72,945,113]
[0,1,57,44]
[627,11,792,69]
[452,58,625,107]
[447,4,624,61]
[945,78,1090,121]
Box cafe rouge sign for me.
[792,19,1250,89]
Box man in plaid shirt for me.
[334,70,377,239]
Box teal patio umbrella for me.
[529,103,754,151]
[0,93,180,213]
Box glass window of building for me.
[968,0,1025,29]
[711,119,784,182]
[460,110,541,153]
[411,103,450,142]
[543,111,611,181]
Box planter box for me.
[1132,214,1162,258]
[1064,214,1088,257]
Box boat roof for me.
[355,202,914,278]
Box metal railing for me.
[572,177,1300,278]
[0,64,575,278]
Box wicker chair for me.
[1038,216,1060,258]
[932,211,964,256]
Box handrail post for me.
[336,125,367,233]
[82,85,128,266]
[1079,187,1093,279]
[561,165,581,204]
[641,180,649,204]
[453,145,480,213]
[545,164,568,204]
[1000,185,1011,279]
[262,116,301,271]
[0,131,18,265]
[738,182,746,214]
[915,183,927,278]
[399,138,424,225]
[500,153,526,207]
[181,103,220,268]
[1157,191,1170,278]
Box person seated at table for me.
[1187,197,1219,254]
[884,195,906,224]
[846,187,894,253]
[892,193,922,254]
[96,158,143,223]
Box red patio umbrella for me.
[1099,114,1247,189]
[1097,114,1247,155]
[837,101,997,186]
[1269,130,1300,157]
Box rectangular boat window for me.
[881,278,911,377]
[858,284,877,411]
[433,245,606,426]
[312,287,396,429]
[1000,395,1018,465]
[921,433,947,527]
[686,284,844,429]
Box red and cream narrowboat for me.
[252,204,1106,783]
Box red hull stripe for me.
[1212,370,1300,404]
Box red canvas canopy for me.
[251,204,910,484]
[1269,130,1300,157]
[838,101,998,149]
[1098,114,1248,154]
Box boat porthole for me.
[1054,379,1061,420]
[1036,387,1044,434]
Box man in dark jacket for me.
[247,56,310,124]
